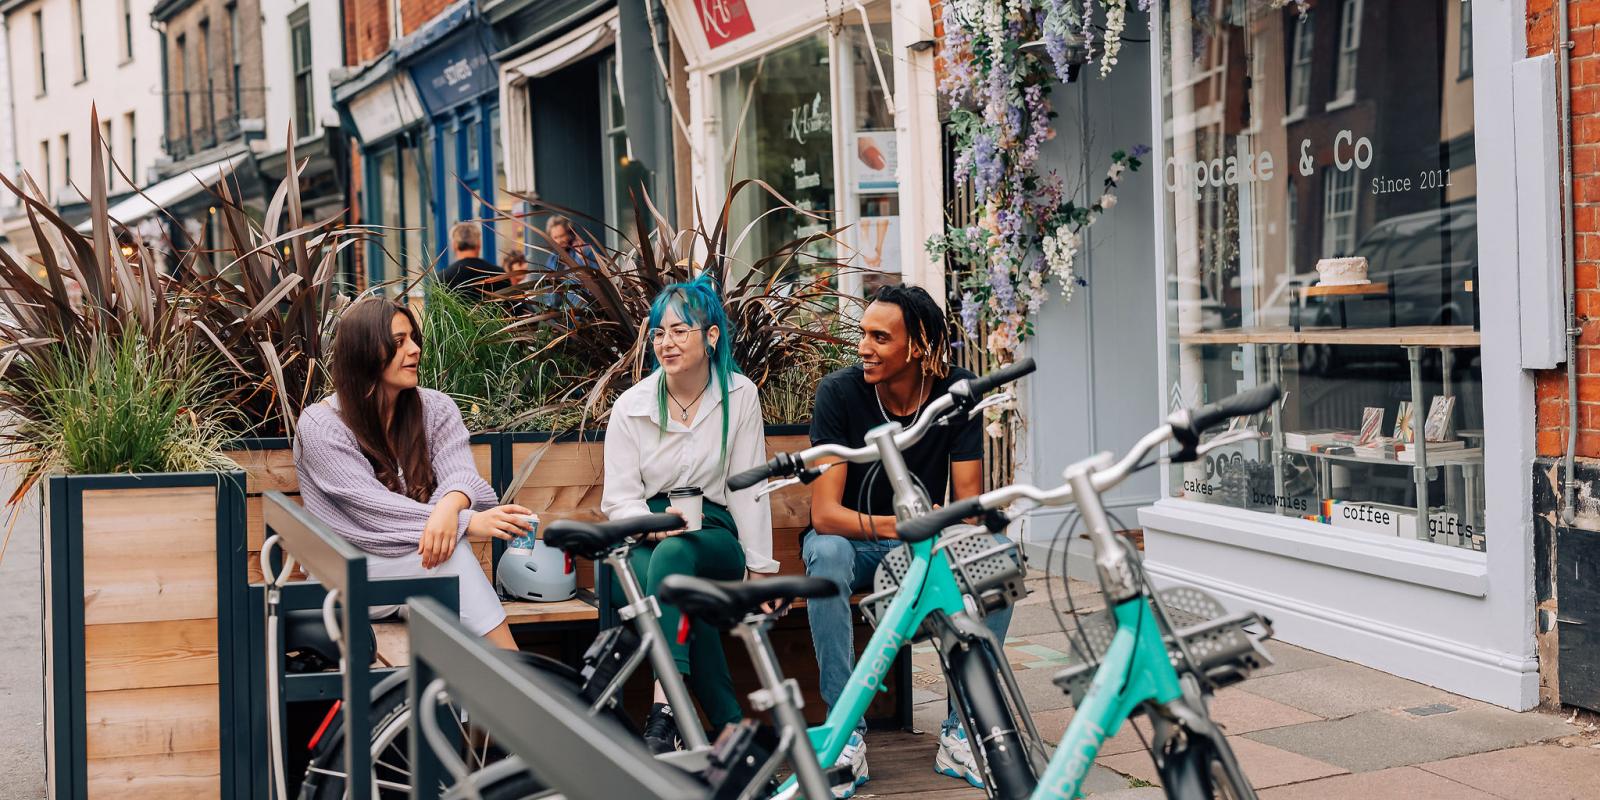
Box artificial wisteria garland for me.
[926,0,1149,361]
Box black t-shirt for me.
[809,364,983,523]
[439,257,502,299]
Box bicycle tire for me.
[1158,729,1255,800]
[947,637,1037,800]
[298,653,605,799]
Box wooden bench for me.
[237,432,909,728]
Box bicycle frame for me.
[1031,595,1181,799]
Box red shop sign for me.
[696,0,756,48]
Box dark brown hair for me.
[331,296,437,502]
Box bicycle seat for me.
[544,514,684,560]
[283,608,375,665]
[658,574,837,630]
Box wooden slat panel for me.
[84,619,218,692]
[769,486,811,531]
[81,487,218,626]
[764,434,812,455]
[84,684,220,759]
[511,485,606,519]
[512,442,606,488]
[470,443,495,483]
[374,620,410,667]
[502,598,600,625]
[228,447,298,494]
[86,749,220,799]
[246,493,304,552]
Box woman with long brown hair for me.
[294,295,533,647]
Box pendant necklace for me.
[667,374,712,423]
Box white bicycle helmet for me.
[496,538,576,602]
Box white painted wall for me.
[1,0,167,199]
[259,0,341,149]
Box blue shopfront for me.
[400,9,516,269]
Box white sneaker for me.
[830,731,869,799]
[934,726,985,789]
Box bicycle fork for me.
[929,611,1049,799]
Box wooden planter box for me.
[42,471,248,799]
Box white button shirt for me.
[601,370,778,573]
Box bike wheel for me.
[1158,730,1255,800]
[948,637,1037,800]
[298,653,599,799]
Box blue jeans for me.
[802,530,1014,734]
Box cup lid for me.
[668,486,703,496]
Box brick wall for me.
[344,0,456,66]
[1531,0,1600,458]
[160,0,264,158]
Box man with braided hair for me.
[801,285,1013,796]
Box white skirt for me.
[366,541,507,637]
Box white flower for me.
[1100,193,1118,209]
[1108,163,1126,181]
[985,420,1006,440]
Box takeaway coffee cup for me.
[508,514,540,552]
[667,487,704,532]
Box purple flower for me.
[959,292,980,339]
[1130,143,1152,159]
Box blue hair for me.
[646,273,744,465]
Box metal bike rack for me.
[406,596,706,800]
[253,490,459,799]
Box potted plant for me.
[0,113,252,799]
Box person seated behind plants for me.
[601,273,779,753]
[294,295,535,649]
[801,284,1013,796]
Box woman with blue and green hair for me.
[600,273,777,752]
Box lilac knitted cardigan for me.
[293,388,497,557]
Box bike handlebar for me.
[728,360,1036,492]
[896,382,1281,538]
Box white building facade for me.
[0,0,168,254]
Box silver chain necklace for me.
[874,372,926,424]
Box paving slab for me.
[1250,642,1345,678]
[1245,706,1576,773]
[1417,743,1600,800]
[1208,686,1325,735]
[1084,788,1166,799]
[1236,662,1458,719]
[1258,766,1500,799]
[1098,735,1347,789]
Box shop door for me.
[1024,36,1160,536]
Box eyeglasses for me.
[649,325,701,346]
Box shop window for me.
[1458,1,1473,80]
[1321,167,1356,258]
[1333,0,1361,102]
[1286,14,1314,116]
[713,0,898,294]
[1159,1,1483,551]
[716,31,834,283]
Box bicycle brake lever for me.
[755,476,802,500]
[1193,428,1264,458]
[965,391,1015,421]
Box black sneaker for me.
[642,702,681,754]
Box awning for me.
[498,8,619,193]
[76,153,248,232]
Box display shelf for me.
[1178,325,1480,348]
[1284,446,1484,468]
[1302,282,1390,297]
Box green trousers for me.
[608,495,747,728]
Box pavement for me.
[903,575,1600,799]
[0,475,44,799]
